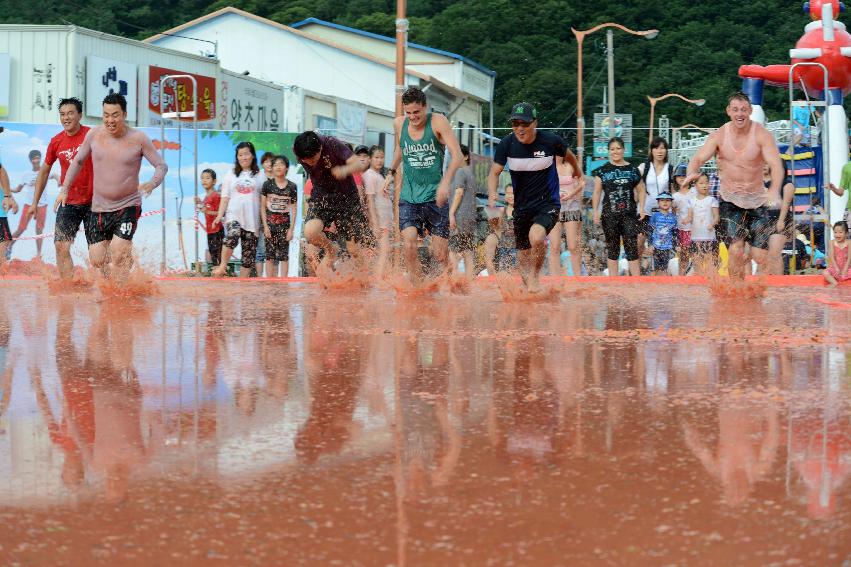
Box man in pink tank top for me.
[683,92,784,278]
[62,93,167,282]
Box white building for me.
[145,7,495,152]
[0,24,284,131]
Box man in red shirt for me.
[29,97,94,279]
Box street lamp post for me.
[647,93,706,147]
[572,23,658,168]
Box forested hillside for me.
[1,0,817,147]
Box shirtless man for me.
[384,87,464,282]
[683,92,784,278]
[61,93,168,282]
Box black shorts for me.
[766,208,794,241]
[653,248,674,272]
[55,204,92,244]
[223,221,259,269]
[0,217,10,242]
[558,210,581,223]
[266,224,290,262]
[306,194,372,244]
[449,232,476,253]
[207,229,224,266]
[513,204,559,250]
[88,205,141,245]
[718,201,772,249]
[601,211,641,261]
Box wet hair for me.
[728,91,751,105]
[401,86,427,107]
[369,145,384,157]
[460,143,471,164]
[608,137,625,149]
[58,97,83,113]
[233,141,259,175]
[293,131,322,160]
[201,168,217,181]
[260,152,276,165]
[834,220,849,232]
[102,93,127,112]
[272,155,290,169]
[648,137,669,160]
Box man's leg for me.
[35,206,46,257]
[727,240,748,278]
[107,237,134,283]
[520,224,548,292]
[88,241,110,277]
[430,236,449,272]
[304,218,335,269]
[55,241,74,279]
[547,222,563,276]
[401,226,421,282]
[463,249,475,279]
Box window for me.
[315,115,337,135]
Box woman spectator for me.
[592,137,646,276]
[548,149,584,276]
[212,142,264,278]
[637,137,673,260]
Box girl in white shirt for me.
[687,173,720,274]
[363,145,393,277]
[212,142,265,278]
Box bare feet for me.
[211,265,226,278]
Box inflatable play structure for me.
[738,0,851,227]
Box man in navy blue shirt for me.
[487,102,566,292]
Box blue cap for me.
[656,192,673,200]
[673,163,688,177]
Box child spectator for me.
[672,163,694,275]
[363,145,393,277]
[195,169,224,270]
[261,155,297,278]
[688,172,720,274]
[647,192,678,275]
[212,142,265,278]
[824,221,850,286]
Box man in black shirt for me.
[487,102,565,292]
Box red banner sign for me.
[148,66,216,122]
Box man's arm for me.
[30,162,53,212]
[140,134,168,195]
[332,153,369,180]
[448,186,464,231]
[61,130,94,194]
[683,131,721,187]
[486,162,504,207]
[383,117,404,196]
[432,113,464,207]
[0,166,15,214]
[760,130,785,195]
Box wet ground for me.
[0,278,850,566]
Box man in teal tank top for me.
[385,87,463,282]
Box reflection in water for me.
[0,282,849,564]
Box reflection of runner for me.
[30,98,94,278]
[684,92,784,278]
[61,93,168,282]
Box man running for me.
[293,130,371,270]
[11,149,59,256]
[683,92,784,278]
[61,93,167,282]
[487,102,564,293]
[27,97,93,278]
[384,87,464,282]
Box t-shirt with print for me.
[649,211,678,250]
[299,134,357,201]
[202,191,222,234]
[494,130,565,214]
[838,162,851,215]
[45,126,93,205]
[262,178,297,227]
[593,162,642,215]
[452,166,478,233]
[221,169,264,235]
[690,195,719,241]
